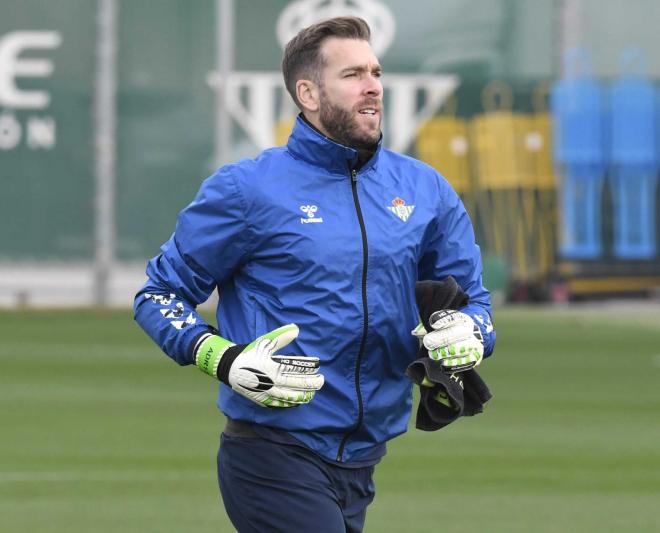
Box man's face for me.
[316,37,383,149]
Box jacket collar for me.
[286,114,382,176]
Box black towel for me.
[405,277,493,431]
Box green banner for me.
[115,0,214,261]
[3,0,656,265]
[0,0,95,259]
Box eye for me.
[344,72,357,78]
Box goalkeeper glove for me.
[193,324,324,408]
[414,310,484,373]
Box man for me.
[134,16,495,533]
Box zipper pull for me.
[351,169,357,182]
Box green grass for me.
[1,306,659,532]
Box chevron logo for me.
[387,197,415,222]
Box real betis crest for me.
[387,197,415,222]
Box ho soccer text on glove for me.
[193,324,324,408]
[418,310,484,373]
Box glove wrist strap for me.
[194,335,235,380]
[216,343,247,385]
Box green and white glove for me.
[415,310,484,373]
[193,324,324,408]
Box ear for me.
[296,79,320,113]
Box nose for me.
[364,74,382,97]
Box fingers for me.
[262,368,324,407]
[429,337,483,359]
[271,354,320,373]
[435,352,481,372]
[276,372,325,391]
[262,398,299,408]
[424,312,478,350]
[429,310,473,331]
[429,344,482,372]
[270,354,324,389]
[238,380,322,408]
[423,327,474,351]
[262,387,318,407]
[429,309,458,329]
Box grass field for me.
[1,305,659,532]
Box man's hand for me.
[419,310,484,373]
[195,324,324,408]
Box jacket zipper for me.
[337,168,369,462]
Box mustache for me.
[356,99,382,111]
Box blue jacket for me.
[134,116,495,464]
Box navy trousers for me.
[217,433,376,533]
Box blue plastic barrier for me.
[560,165,605,259]
[552,49,607,166]
[610,49,658,259]
[610,170,656,258]
[551,49,607,258]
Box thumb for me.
[246,323,299,352]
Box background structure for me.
[2,0,659,305]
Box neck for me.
[300,113,333,142]
[299,114,377,170]
[300,113,377,148]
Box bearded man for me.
[134,16,495,533]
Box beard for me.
[318,92,381,150]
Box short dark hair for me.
[282,16,371,108]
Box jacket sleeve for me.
[133,164,255,365]
[418,176,496,357]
